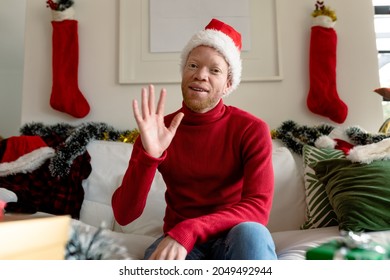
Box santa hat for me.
[0,136,55,177]
[180,18,242,96]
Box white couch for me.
[77,139,390,260]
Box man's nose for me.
[194,67,208,80]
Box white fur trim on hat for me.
[180,29,242,96]
[0,147,55,177]
[347,138,390,164]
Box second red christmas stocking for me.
[307,2,347,124]
[48,2,90,118]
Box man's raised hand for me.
[132,85,184,158]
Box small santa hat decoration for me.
[180,18,242,96]
[0,136,55,177]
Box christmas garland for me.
[19,120,390,176]
[344,126,389,145]
[271,120,334,155]
[272,120,390,155]
[20,122,139,177]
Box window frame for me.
[374,5,390,101]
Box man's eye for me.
[211,68,222,74]
[187,63,197,69]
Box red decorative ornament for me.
[315,1,325,11]
[46,0,59,11]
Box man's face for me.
[181,45,232,113]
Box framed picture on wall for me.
[118,0,282,84]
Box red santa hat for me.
[180,18,242,96]
[0,136,55,177]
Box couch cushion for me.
[300,145,343,229]
[272,226,340,260]
[267,140,305,232]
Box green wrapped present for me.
[306,232,389,260]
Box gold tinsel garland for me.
[102,129,139,144]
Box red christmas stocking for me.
[50,7,90,118]
[307,14,348,124]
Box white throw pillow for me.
[81,140,165,238]
[80,141,133,229]
[113,169,166,238]
[267,140,306,232]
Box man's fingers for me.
[139,85,160,118]
[156,88,167,116]
[169,112,184,133]
[148,84,156,116]
[132,99,142,123]
[141,87,149,119]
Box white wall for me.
[19,0,384,133]
[0,0,26,137]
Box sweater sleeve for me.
[167,121,274,252]
[111,138,166,226]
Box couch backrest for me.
[80,139,306,236]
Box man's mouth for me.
[189,86,209,93]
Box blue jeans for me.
[144,222,277,260]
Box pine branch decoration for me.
[66,220,130,260]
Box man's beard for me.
[182,95,219,113]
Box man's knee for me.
[231,222,270,237]
[226,222,276,260]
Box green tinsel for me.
[20,122,139,178]
[21,120,390,177]
[272,120,390,155]
[344,126,390,145]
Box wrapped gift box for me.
[0,214,70,260]
[306,239,389,260]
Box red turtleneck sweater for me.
[111,100,274,253]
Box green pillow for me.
[301,145,344,229]
[313,158,390,232]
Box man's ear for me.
[223,78,233,96]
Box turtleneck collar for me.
[180,100,227,125]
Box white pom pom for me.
[51,6,75,21]
[312,15,336,28]
[315,135,337,149]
